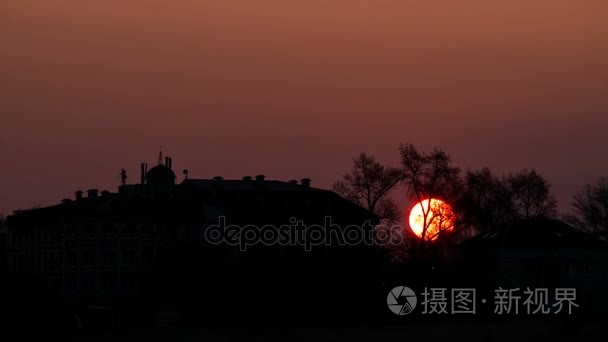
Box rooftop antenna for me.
[120,168,127,186]
[140,163,146,184]
[158,146,163,165]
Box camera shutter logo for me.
[387,286,417,315]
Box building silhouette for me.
[459,219,608,315]
[5,156,377,322]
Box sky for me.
[1,0,607,217]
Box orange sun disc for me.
[408,198,455,241]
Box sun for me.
[408,198,455,241]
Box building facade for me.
[5,157,376,313]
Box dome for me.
[146,164,176,185]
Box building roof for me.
[6,177,376,226]
[182,179,317,192]
[460,219,608,251]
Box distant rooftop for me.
[460,219,608,250]
[181,178,316,192]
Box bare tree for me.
[566,177,608,239]
[507,169,557,220]
[333,153,401,223]
[399,144,462,248]
[422,199,458,241]
[461,168,513,233]
[461,168,557,233]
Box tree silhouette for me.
[460,168,557,233]
[566,177,608,239]
[417,199,458,241]
[461,168,512,233]
[335,146,560,260]
[399,144,461,249]
[333,153,401,223]
[507,169,557,220]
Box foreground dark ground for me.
[49,320,607,342]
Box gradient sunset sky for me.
[1,1,607,217]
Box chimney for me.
[165,156,169,167]
[300,178,311,188]
[168,157,172,169]
[242,176,253,181]
[87,189,99,198]
[140,163,146,184]
[75,190,83,200]
[288,179,298,185]
[255,175,266,181]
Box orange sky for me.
[1,0,607,216]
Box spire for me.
[158,146,163,165]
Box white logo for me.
[387,286,417,315]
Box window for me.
[66,276,77,292]
[42,253,49,272]
[122,277,136,292]
[102,276,116,292]
[67,252,77,266]
[142,225,153,240]
[82,276,96,293]
[81,225,96,240]
[583,263,592,276]
[122,250,136,266]
[102,252,115,266]
[564,261,592,277]
[122,225,137,240]
[143,250,155,266]
[103,224,117,240]
[82,251,96,266]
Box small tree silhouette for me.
[566,177,608,239]
[333,153,401,224]
[461,168,512,233]
[507,169,558,220]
